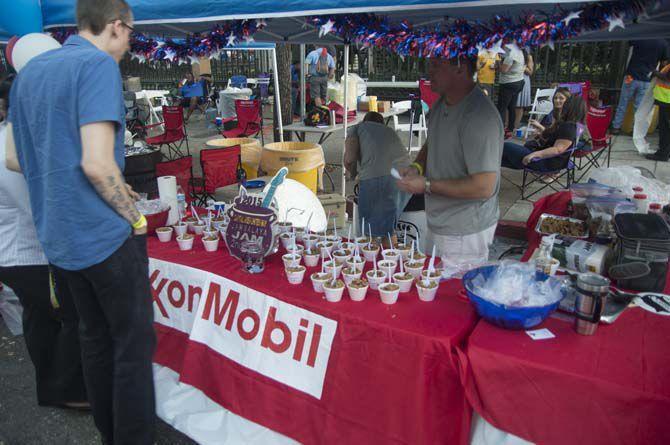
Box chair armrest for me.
[220,116,236,124]
[138,121,165,130]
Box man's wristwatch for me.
[424,178,432,195]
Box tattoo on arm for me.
[88,172,141,224]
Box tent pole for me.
[300,44,306,121]
[342,44,349,198]
[272,47,284,142]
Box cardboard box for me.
[318,193,347,229]
[377,101,392,112]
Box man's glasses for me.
[110,19,134,33]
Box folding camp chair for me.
[155,156,196,206]
[123,91,141,136]
[228,75,248,89]
[391,100,428,153]
[523,87,556,139]
[144,106,190,160]
[516,125,585,201]
[573,105,613,183]
[419,79,439,109]
[195,145,242,205]
[220,99,264,144]
[558,81,591,99]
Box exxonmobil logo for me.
[149,262,337,399]
[199,282,323,368]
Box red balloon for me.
[5,36,19,68]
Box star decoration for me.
[243,35,255,44]
[607,15,625,32]
[319,19,335,37]
[163,50,176,62]
[563,10,582,26]
[188,55,200,65]
[256,19,267,28]
[178,58,187,66]
[226,32,237,47]
[209,50,221,60]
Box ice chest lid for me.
[614,213,670,243]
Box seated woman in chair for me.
[527,87,571,134]
[501,95,586,172]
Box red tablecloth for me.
[463,191,670,445]
[148,237,478,445]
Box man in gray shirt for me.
[345,112,411,241]
[397,57,503,270]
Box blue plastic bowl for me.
[462,265,566,330]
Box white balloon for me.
[12,33,61,72]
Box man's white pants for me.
[431,224,497,276]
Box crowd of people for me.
[1,0,670,442]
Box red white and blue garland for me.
[48,0,657,64]
[311,0,654,59]
[49,19,267,64]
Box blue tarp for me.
[2,1,669,43]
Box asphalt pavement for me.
[0,321,196,445]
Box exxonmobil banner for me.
[149,258,337,399]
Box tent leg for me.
[272,48,284,143]
[300,44,306,121]
[342,44,349,199]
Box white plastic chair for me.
[524,87,556,139]
[391,100,428,153]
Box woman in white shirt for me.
[0,74,87,408]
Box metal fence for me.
[119,50,272,90]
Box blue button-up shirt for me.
[9,35,130,270]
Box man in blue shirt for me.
[305,47,335,107]
[5,1,155,443]
[612,39,670,133]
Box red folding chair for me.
[573,105,613,183]
[419,79,439,109]
[155,156,196,205]
[195,145,241,205]
[220,99,264,144]
[145,106,190,160]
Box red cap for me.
[633,186,644,192]
[633,193,648,199]
[649,203,662,210]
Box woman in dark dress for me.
[502,95,586,172]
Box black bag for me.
[304,105,330,127]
